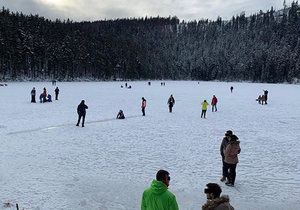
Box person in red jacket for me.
[211,95,218,112]
[141,97,147,116]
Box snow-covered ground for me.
[0,81,299,210]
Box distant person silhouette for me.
[76,100,88,127]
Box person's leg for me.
[82,114,86,127]
[204,110,206,118]
[201,110,203,118]
[76,115,82,126]
[230,164,237,185]
[142,108,145,116]
[215,105,217,111]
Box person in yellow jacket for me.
[201,100,209,118]
[141,170,179,210]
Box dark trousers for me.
[222,158,227,177]
[224,162,237,185]
[55,93,58,100]
[212,105,217,112]
[169,105,173,113]
[77,114,86,126]
[142,107,145,116]
[201,110,207,118]
[31,95,36,103]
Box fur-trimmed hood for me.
[202,195,234,210]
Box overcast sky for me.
[1,0,285,21]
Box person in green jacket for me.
[141,170,179,210]
[201,100,209,118]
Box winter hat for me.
[225,130,233,136]
[204,183,222,197]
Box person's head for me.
[204,183,222,200]
[204,100,207,102]
[142,97,145,101]
[229,134,238,142]
[119,110,123,113]
[225,130,233,138]
[156,170,170,187]
[81,100,85,104]
[213,95,215,97]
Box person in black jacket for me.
[76,100,88,127]
[55,87,59,100]
[31,87,36,103]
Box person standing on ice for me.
[263,90,268,104]
[224,134,241,187]
[202,183,234,210]
[220,130,233,182]
[201,100,209,118]
[76,100,88,127]
[55,87,59,100]
[211,95,218,112]
[31,87,36,103]
[167,94,175,113]
[42,87,47,103]
[230,86,233,93]
[141,169,179,210]
[141,97,147,116]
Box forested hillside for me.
[0,2,300,82]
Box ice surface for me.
[0,81,299,210]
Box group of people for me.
[30,87,59,103]
[141,169,234,210]
[201,95,218,118]
[256,89,269,105]
[121,83,132,89]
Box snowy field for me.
[0,81,300,210]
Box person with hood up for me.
[224,134,241,187]
[201,100,209,118]
[202,183,234,210]
[55,87,59,100]
[141,169,179,210]
[211,95,218,112]
[76,100,88,127]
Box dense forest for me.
[0,2,300,83]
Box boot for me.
[220,176,226,182]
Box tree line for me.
[0,1,300,83]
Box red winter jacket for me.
[211,96,218,105]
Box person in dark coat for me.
[55,87,59,100]
[167,95,175,113]
[220,130,233,182]
[76,100,88,127]
[230,86,233,93]
[42,87,47,103]
[202,183,234,210]
[141,97,147,116]
[116,110,125,119]
[47,94,52,102]
[31,87,36,103]
[263,90,268,104]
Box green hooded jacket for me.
[141,180,179,210]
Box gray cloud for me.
[1,0,284,21]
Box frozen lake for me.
[0,81,300,210]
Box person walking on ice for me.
[211,95,218,112]
[76,100,88,127]
[220,130,233,182]
[141,169,179,210]
[141,97,147,116]
[167,94,175,113]
[55,87,59,100]
[201,100,209,118]
[31,87,36,103]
